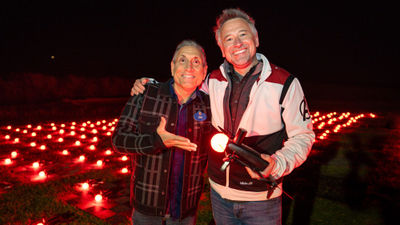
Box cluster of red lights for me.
[311,111,376,142]
[0,112,377,224]
[0,118,130,214]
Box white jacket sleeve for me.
[271,78,315,179]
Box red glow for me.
[58,137,64,142]
[40,145,46,150]
[78,155,85,162]
[32,162,40,169]
[95,194,103,202]
[121,168,128,173]
[47,134,52,139]
[96,160,103,166]
[211,133,229,153]
[11,151,18,158]
[62,150,69,155]
[38,171,46,178]
[5,135,10,140]
[105,149,112,155]
[121,156,128,161]
[4,158,12,165]
[81,182,89,190]
[89,145,96,150]
[75,141,81,146]
[14,138,19,143]
[30,142,37,147]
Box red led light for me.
[95,194,102,202]
[211,133,229,153]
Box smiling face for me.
[218,18,259,74]
[171,46,207,94]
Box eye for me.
[192,58,201,66]
[179,57,186,63]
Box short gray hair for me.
[214,8,258,44]
[172,40,207,68]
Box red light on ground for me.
[96,160,103,166]
[58,137,64,142]
[106,132,112,136]
[31,132,37,137]
[32,162,40,169]
[27,124,32,128]
[61,124,65,128]
[38,171,46,178]
[15,128,20,132]
[92,137,98,142]
[14,138,19,143]
[78,155,85,162]
[75,141,81,146]
[95,194,103,202]
[80,134,86,139]
[4,158,12,165]
[89,145,96,150]
[105,150,112,155]
[52,126,57,131]
[121,156,128,161]
[59,129,65,134]
[11,151,18,158]
[47,134,52,139]
[30,142,37,147]
[92,129,98,134]
[7,125,12,129]
[62,150,69,155]
[211,133,229,153]
[5,135,10,140]
[81,182,90,190]
[70,131,76,136]
[40,145,46,150]
[80,127,85,131]
[36,125,42,130]
[121,168,128,173]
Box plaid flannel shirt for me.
[112,79,212,219]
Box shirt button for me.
[170,123,175,126]
[161,191,165,195]
[234,100,238,103]
[163,169,167,173]
[146,122,151,126]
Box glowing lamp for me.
[80,134,86,139]
[121,168,128,173]
[40,145,46,150]
[121,156,128,161]
[92,137,98,142]
[23,129,28,134]
[70,131,76,136]
[211,133,229,153]
[106,132,112,136]
[89,145,96,150]
[33,162,40,168]
[81,182,89,190]
[31,132,37,137]
[70,125,75,130]
[95,194,103,202]
[62,150,69,155]
[61,124,65,128]
[58,137,64,142]
[102,126,107,130]
[5,135,10,140]
[11,151,18,158]
[71,122,76,125]
[27,124,32,128]
[59,129,65,134]
[7,125,11,129]
[51,123,55,126]
[52,126,57,131]
[102,120,106,123]
[82,123,87,127]
[75,141,81,146]
[30,142,37,147]
[15,128,20,132]
[92,129,98,134]
[14,138,19,143]
[105,150,112,155]
[96,121,101,125]
[78,155,85,162]
[36,125,42,130]
[96,160,103,166]
[80,127,85,131]
[38,171,46,178]
[47,134,52,139]
[4,158,12,165]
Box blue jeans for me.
[132,210,196,225]
[210,188,282,225]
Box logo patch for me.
[194,111,207,122]
[299,97,311,121]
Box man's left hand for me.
[245,154,276,180]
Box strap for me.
[279,75,295,105]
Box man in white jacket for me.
[131,8,315,225]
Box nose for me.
[185,62,195,71]
[233,37,242,47]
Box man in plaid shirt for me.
[112,40,212,225]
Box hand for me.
[131,78,149,96]
[157,117,197,151]
[245,154,276,180]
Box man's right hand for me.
[157,117,197,151]
[131,78,150,96]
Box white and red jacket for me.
[202,53,315,201]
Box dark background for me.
[1,0,398,111]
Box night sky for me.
[1,1,398,89]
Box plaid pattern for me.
[112,80,211,219]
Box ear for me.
[217,41,226,58]
[170,61,175,77]
[203,65,208,79]
[255,33,259,48]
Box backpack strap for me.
[279,74,295,106]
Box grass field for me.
[0,101,398,225]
